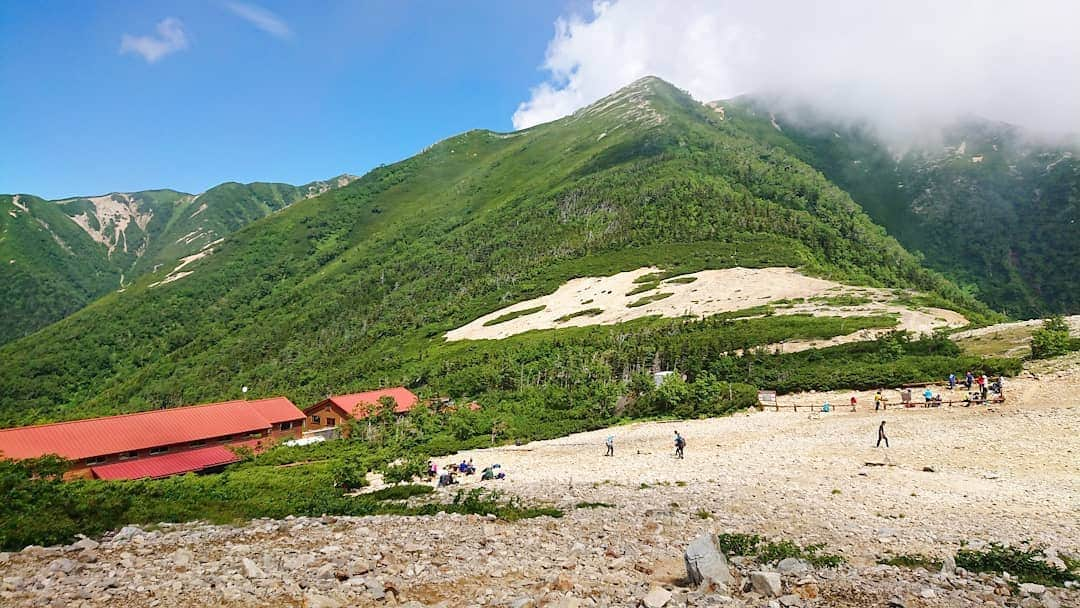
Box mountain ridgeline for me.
[0,77,1012,429]
[0,176,356,344]
[717,97,1080,317]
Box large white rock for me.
[684,533,734,589]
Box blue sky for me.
[0,1,585,198]
[6,1,1078,198]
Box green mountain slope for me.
[717,98,1080,317]
[0,176,356,344]
[0,77,995,426]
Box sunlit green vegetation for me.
[627,292,673,307]
[556,308,604,322]
[483,305,546,326]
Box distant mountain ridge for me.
[0,175,356,344]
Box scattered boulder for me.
[778,593,803,606]
[112,526,143,541]
[69,538,99,552]
[1019,583,1046,596]
[940,554,956,576]
[642,584,672,608]
[751,571,783,597]
[684,533,734,589]
[777,557,810,574]
[241,557,265,579]
[46,558,78,575]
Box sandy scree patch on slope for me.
[445,266,967,344]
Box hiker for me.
[850,395,858,411]
[874,390,885,411]
[965,371,974,390]
[427,461,438,479]
[948,373,957,390]
[674,431,686,459]
[923,387,934,405]
[604,435,614,457]
[876,420,889,448]
[981,381,989,402]
[821,401,831,413]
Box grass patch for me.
[483,305,546,326]
[575,501,615,509]
[879,554,943,570]
[555,308,604,322]
[956,543,1079,588]
[633,272,669,284]
[627,292,673,308]
[665,276,698,285]
[716,533,844,567]
[626,282,660,296]
[364,484,434,501]
[811,294,872,307]
[694,509,711,519]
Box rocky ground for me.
[2,367,1079,607]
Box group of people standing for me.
[603,430,687,459]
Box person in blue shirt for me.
[604,435,614,457]
[948,373,956,390]
[923,387,934,404]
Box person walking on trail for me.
[874,390,884,411]
[876,420,889,448]
[604,435,614,457]
[674,431,686,459]
[850,395,858,412]
[965,371,974,390]
[948,373,957,390]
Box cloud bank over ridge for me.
[513,0,1080,140]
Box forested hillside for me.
[0,77,1004,429]
[0,176,355,344]
[719,98,1080,317]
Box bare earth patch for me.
[445,266,967,345]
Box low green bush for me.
[956,543,1078,587]
[364,484,434,501]
[879,554,943,570]
[715,533,844,567]
[483,305,546,326]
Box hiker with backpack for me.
[674,431,686,459]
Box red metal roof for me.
[320,387,419,419]
[90,445,241,480]
[0,397,303,461]
[246,397,305,425]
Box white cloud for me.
[225,2,293,39]
[120,18,189,63]
[513,0,1080,139]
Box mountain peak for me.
[570,75,685,127]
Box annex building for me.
[303,387,420,431]
[0,397,304,480]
